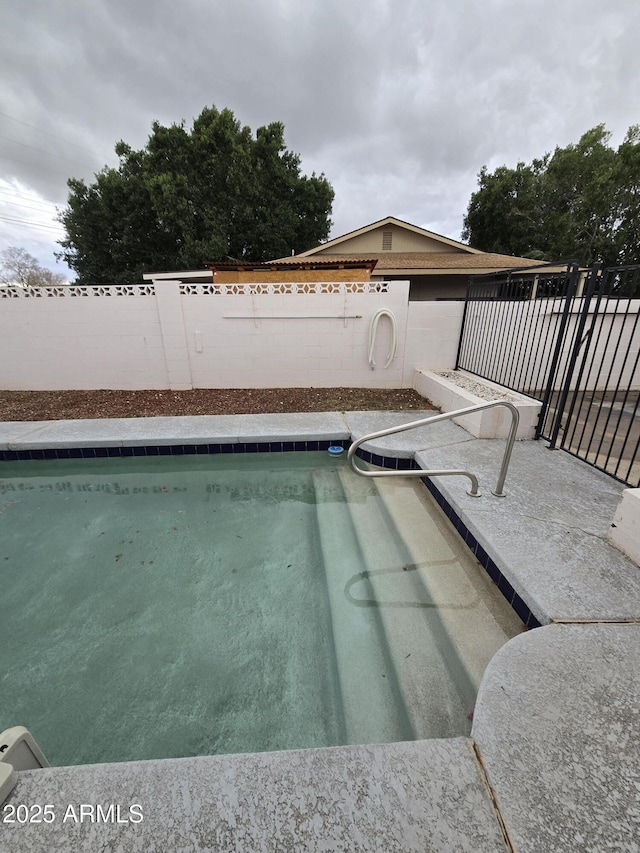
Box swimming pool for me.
[0,451,523,766]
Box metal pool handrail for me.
[347,400,520,497]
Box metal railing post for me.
[347,400,520,497]
[546,264,600,449]
[535,262,580,440]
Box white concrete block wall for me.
[0,280,432,390]
[401,301,465,387]
[4,283,639,395]
[154,281,191,390]
[577,307,640,392]
[0,289,167,390]
[179,285,410,388]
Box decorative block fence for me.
[0,280,465,391]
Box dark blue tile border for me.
[427,480,541,628]
[464,530,478,552]
[485,559,501,585]
[355,448,412,470]
[355,448,542,629]
[0,438,352,463]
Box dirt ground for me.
[0,388,433,422]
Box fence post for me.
[454,279,472,369]
[534,262,580,439]
[545,264,600,448]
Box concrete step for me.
[336,466,475,739]
[311,467,413,745]
[374,474,524,696]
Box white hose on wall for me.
[368,308,398,370]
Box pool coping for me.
[2,411,639,851]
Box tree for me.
[462,124,640,266]
[0,247,66,286]
[461,160,549,259]
[614,125,640,265]
[57,106,334,283]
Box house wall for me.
[381,274,468,301]
[2,280,461,391]
[313,224,468,256]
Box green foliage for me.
[57,107,334,283]
[462,124,640,266]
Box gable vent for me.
[382,230,392,251]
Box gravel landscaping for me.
[0,388,433,422]
[436,371,523,402]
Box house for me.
[270,216,546,300]
[143,216,545,298]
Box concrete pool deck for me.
[1,411,639,852]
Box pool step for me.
[335,467,475,739]
[372,475,524,696]
[311,468,414,745]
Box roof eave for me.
[143,270,211,281]
[375,265,549,276]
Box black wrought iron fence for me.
[456,262,640,487]
[456,262,579,410]
[548,265,640,485]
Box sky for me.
[1,0,639,280]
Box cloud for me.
[1,0,639,270]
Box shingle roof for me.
[270,252,546,272]
[372,252,546,270]
[261,257,378,269]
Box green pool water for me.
[0,451,523,767]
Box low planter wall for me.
[608,488,640,567]
[413,369,541,440]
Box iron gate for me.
[456,263,640,486]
